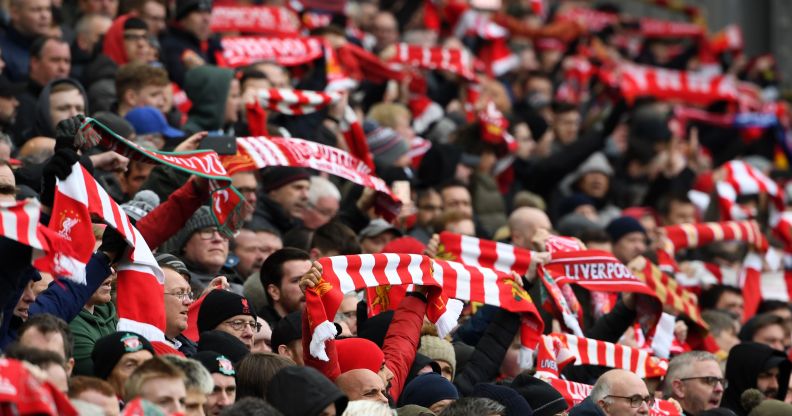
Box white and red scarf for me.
[715,160,785,226]
[210,5,300,35]
[543,249,658,297]
[256,88,342,115]
[50,163,166,343]
[217,36,324,67]
[388,43,477,82]
[437,231,533,275]
[659,220,768,256]
[0,199,82,279]
[604,63,739,105]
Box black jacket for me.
[266,366,348,416]
[251,194,301,237]
[159,26,221,87]
[569,397,606,416]
[723,342,791,416]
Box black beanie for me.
[271,311,302,350]
[510,373,567,416]
[198,330,250,363]
[175,0,212,21]
[123,17,148,31]
[194,350,236,376]
[605,216,646,243]
[91,331,155,380]
[197,289,256,333]
[259,166,311,193]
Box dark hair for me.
[30,36,67,59]
[281,226,313,252]
[18,313,74,359]
[441,397,506,416]
[238,68,268,89]
[4,345,66,369]
[259,248,310,303]
[551,101,578,115]
[699,285,742,311]
[310,220,361,256]
[437,179,469,194]
[658,192,693,217]
[220,397,284,416]
[757,300,792,316]
[579,229,611,245]
[235,353,295,400]
[739,313,786,343]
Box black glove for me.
[54,114,86,151]
[40,148,81,207]
[98,226,129,263]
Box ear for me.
[277,344,290,357]
[671,379,685,399]
[123,89,138,106]
[66,357,75,376]
[266,283,281,303]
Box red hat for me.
[336,338,385,374]
[383,237,426,255]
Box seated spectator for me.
[272,311,303,365]
[358,219,402,254]
[398,373,459,414]
[157,253,197,356]
[700,285,744,320]
[335,369,389,404]
[4,345,70,392]
[569,369,653,415]
[723,342,791,414]
[266,366,348,416]
[662,351,725,415]
[303,176,341,230]
[738,313,787,351]
[252,167,311,236]
[235,352,295,400]
[115,64,169,117]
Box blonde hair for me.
[367,103,411,129]
[123,357,185,402]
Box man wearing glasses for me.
[157,253,198,356]
[197,289,259,350]
[662,351,725,415]
[572,369,653,415]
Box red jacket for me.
[303,294,427,401]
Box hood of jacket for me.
[723,342,791,416]
[102,14,133,66]
[266,366,348,416]
[560,152,614,195]
[183,65,233,134]
[34,78,89,138]
[568,397,606,416]
[76,302,117,327]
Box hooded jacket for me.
[102,14,134,66]
[182,65,233,135]
[723,342,791,416]
[160,26,222,87]
[33,78,89,138]
[69,302,119,376]
[266,366,348,416]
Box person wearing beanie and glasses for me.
[160,0,220,87]
[91,331,155,399]
[251,166,312,237]
[197,289,259,350]
[605,216,648,265]
[195,351,237,415]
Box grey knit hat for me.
[121,190,160,222]
[367,126,409,167]
[163,206,217,253]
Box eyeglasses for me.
[236,186,258,195]
[197,227,228,240]
[123,33,148,42]
[604,395,655,408]
[224,319,262,333]
[680,377,728,389]
[165,291,194,302]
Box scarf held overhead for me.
[218,36,324,67]
[210,5,300,35]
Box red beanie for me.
[336,338,385,374]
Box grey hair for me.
[161,355,214,394]
[590,375,612,403]
[342,401,396,416]
[439,397,505,416]
[662,351,718,398]
[308,175,341,206]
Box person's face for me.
[231,172,257,221]
[42,363,68,392]
[140,0,167,34]
[13,280,36,319]
[416,191,442,227]
[757,367,781,399]
[139,377,186,414]
[554,110,581,145]
[224,79,241,124]
[10,0,52,37]
[181,11,212,41]
[107,349,153,396]
[255,63,289,88]
[182,227,229,274]
[119,161,154,196]
[217,314,257,349]
[343,371,389,404]
[713,326,740,354]
[130,85,166,110]
[337,296,358,335]
[441,186,473,217]
[184,389,207,416]
[269,259,311,314]
[75,389,121,416]
[303,196,340,230]
[373,13,398,50]
[715,292,744,319]
[79,0,118,17]
[31,40,71,85]
[163,267,192,338]
[0,95,19,124]
[0,164,14,201]
[122,29,150,63]
[360,231,398,254]
[672,360,724,414]
[233,230,265,279]
[429,399,454,414]
[49,89,86,127]
[754,324,786,351]
[612,232,647,264]
[257,231,282,261]
[525,77,552,104]
[18,327,65,361]
[665,201,696,226]
[252,317,272,353]
[268,180,310,220]
[578,172,610,199]
[436,360,453,381]
[600,377,651,416]
[446,219,475,236]
[205,374,236,416]
[89,275,114,306]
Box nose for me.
[377,392,388,404]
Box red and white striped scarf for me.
[217,36,325,67]
[715,160,785,226]
[256,88,342,115]
[541,376,681,415]
[306,254,544,369]
[210,5,300,35]
[437,231,533,275]
[51,163,166,343]
[659,220,768,255]
[604,63,739,105]
[388,43,477,82]
[543,250,658,297]
[0,199,82,279]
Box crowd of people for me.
[1,0,792,415]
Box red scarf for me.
[217,36,324,67]
[388,43,476,81]
[210,5,300,35]
[607,63,739,105]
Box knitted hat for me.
[605,216,646,243]
[197,290,256,333]
[397,405,436,416]
[175,0,212,20]
[271,311,302,350]
[472,383,533,416]
[194,351,236,376]
[367,126,409,168]
[418,335,456,379]
[197,330,250,364]
[510,374,566,416]
[336,338,385,374]
[120,190,160,223]
[398,373,459,408]
[558,194,596,218]
[91,331,155,380]
[167,206,216,253]
[748,399,792,416]
[259,166,311,193]
[154,253,191,280]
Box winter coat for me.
[569,397,606,416]
[33,78,89,138]
[160,26,221,87]
[181,65,233,135]
[266,366,348,416]
[0,25,36,82]
[470,172,507,236]
[723,342,792,416]
[70,302,119,376]
[251,194,302,237]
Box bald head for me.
[18,137,56,164]
[591,369,651,415]
[508,207,551,249]
[336,369,388,404]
